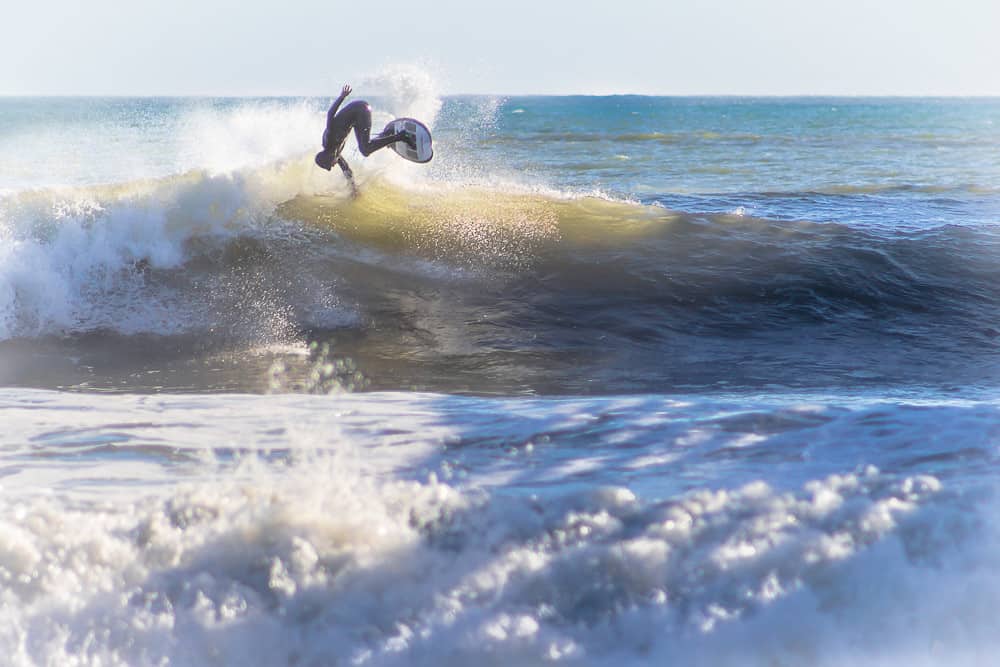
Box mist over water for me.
[2,71,1000,665]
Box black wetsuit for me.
[323,99,400,157]
[316,95,407,180]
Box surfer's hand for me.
[337,156,353,178]
[340,84,352,98]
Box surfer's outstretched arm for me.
[327,84,352,121]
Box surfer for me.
[314,84,415,185]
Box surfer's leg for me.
[343,101,409,156]
[325,100,368,151]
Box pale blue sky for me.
[3,0,998,96]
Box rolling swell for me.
[2,169,999,394]
[278,185,1000,327]
[273,185,1000,393]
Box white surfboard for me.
[383,117,434,163]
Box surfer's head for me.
[314,150,335,171]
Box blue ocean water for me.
[1,77,1000,665]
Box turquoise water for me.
[2,85,1000,665]
[480,97,1000,194]
[6,95,999,195]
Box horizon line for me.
[2,92,1000,99]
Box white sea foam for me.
[360,63,444,131]
[176,100,323,176]
[0,437,992,667]
[2,390,999,666]
[0,169,292,339]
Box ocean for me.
[2,74,1000,665]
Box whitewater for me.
[2,69,1000,665]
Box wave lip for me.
[0,154,337,341]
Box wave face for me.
[1,93,999,394]
[2,177,998,394]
